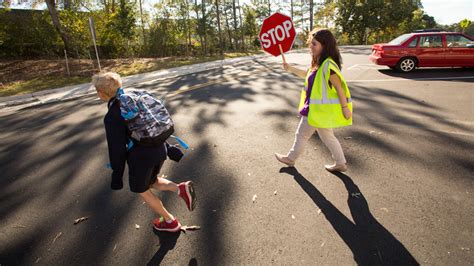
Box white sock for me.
[166,218,174,223]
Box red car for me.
[369,30,474,72]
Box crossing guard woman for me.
[275,29,353,172]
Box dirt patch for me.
[0,51,262,97]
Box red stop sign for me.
[259,12,296,56]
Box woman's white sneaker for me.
[274,153,295,167]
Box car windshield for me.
[388,34,413,45]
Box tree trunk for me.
[138,0,146,47]
[45,0,73,56]
[237,0,244,51]
[309,0,313,30]
[202,0,207,55]
[215,0,224,55]
[186,0,192,56]
[232,0,238,50]
[195,0,204,55]
[102,0,108,13]
[64,0,72,9]
[291,0,293,21]
[223,4,233,50]
[268,0,271,16]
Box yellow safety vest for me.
[298,57,353,128]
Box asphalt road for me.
[1,47,473,265]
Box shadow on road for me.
[279,167,419,266]
[148,230,181,265]
[377,67,474,81]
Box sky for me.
[117,0,474,26]
[3,0,473,26]
[421,0,473,25]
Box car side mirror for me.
[467,44,474,48]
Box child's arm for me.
[329,73,352,120]
[282,63,307,78]
[104,107,128,190]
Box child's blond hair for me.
[92,72,122,96]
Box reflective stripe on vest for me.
[313,60,352,105]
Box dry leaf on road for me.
[181,225,201,233]
[74,217,88,225]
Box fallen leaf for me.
[380,208,389,213]
[35,257,41,264]
[252,194,257,203]
[52,232,62,244]
[248,173,252,176]
[181,225,201,233]
[321,241,326,247]
[74,216,88,225]
[344,137,352,140]
[351,192,361,198]
[274,190,277,195]
[12,225,26,228]
[135,224,140,229]
[113,244,117,252]
[291,215,295,219]
[317,209,322,215]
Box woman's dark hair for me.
[307,29,342,70]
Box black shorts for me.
[127,143,167,193]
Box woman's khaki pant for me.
[287,117,347,165]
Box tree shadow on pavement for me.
[378,68,474,81]
[148,230,181,265]
[279,167,419,266]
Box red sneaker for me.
[178,181,196,211]
[153,217,181,232]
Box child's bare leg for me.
[139,190,174,221]
[151,176,179,192]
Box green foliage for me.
[460,19,471,29]
[0,9,61,57]
[336,0,422,44]
[0,0,459,58]
[242,5,259,48]
[100,0,138,58]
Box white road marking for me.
[347,76,474,82]
[347,63,386,70]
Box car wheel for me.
[396,57,416,73]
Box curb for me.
[0,47,363,111]
[0,53,271,110]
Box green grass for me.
[112,51,263,76]
[0,76,91,97]
[1,50,263,98]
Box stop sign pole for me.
[259,12,296,63]
[278,44,286,63]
